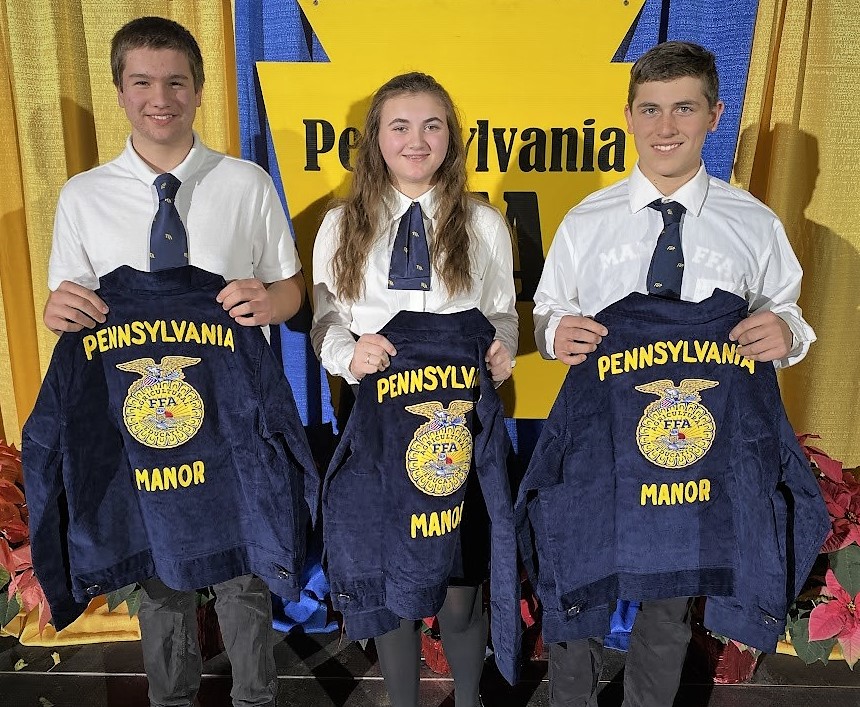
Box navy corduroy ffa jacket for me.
[322,309,521,684]
[518,290,829,652]
[23,266,319,630]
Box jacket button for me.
[337,592,351,603]
[85,584,101,596]
[566,603,582,617]
[275,565,291,580]
[762,612,779,625]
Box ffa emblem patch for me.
[404,400,475,497]
[634,378,719,469]
[116,356,205,449]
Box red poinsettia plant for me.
[786,435,860,669]
[0,439,52,634]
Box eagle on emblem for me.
[116,356,201,393]
[635,378,719,414]
[405,400,475,430]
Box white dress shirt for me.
[311,186,518,383]
[533,163,815,368]
[50,133,301,290]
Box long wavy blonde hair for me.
[331,72,474,303]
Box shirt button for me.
[85,584,101,596]
[566,603,582,617]
[337,592,352,604]
[274,565,291,580]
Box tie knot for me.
[648,199,685,225]
[154,173,181,200]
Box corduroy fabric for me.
[23,265,319,630]
[519,290,829,652]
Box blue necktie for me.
[388,202,431,291]
[150,173,189,271]
[646,199,686,299]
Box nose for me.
[657,112,678,137]
[408,130,428,150]
[150,81,171,107]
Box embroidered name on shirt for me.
[83,320,235,361]
[377,365,479,403]
[597,340,754,381]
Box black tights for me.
[375,585,487,707]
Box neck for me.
[640,165,699,197]
[131,135,194,174]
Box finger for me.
[363,334,398,357]
[57,282,109,314]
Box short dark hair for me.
[628,41,719,108]
[111,17,204,92]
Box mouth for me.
[653,143,682,153]
[148,114,177,123]
[403,154,430,161]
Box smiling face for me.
[625,75,724,194]
[377,92,450,199]
[117,46,202,171]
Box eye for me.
[677,106,693,114]
[425,123,442,132]
[642,107,658,116]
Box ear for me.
[116,83,125,108]
[624,104,634,133]
[709,100,726,132]
[195,84,203,108]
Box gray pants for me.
[549,597,693,707]
[138,575,277,707]
[375,585,487,707]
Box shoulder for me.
[466,196,506,230]
[58,155,128,202]
[705,175,780,221]
[556,176,631,229]
[197,148,278,191]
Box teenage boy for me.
[43,16,304,707]
[532,41,814,706]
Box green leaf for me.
[125,588,142,618]
[0,567,9,587]
[789,617,836,665]
[1,592,19,629]
[106,583,139,612]
[830,545,860,596]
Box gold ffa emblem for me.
[116,356,205,449]
[634,379,719,469]
[404,400,475,497]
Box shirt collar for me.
[383,185,439,221]
[119,132,206,187]
[628,162,709,217]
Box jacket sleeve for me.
[21,354,88,630]
[472,369,521,685]
[257,343,321,526]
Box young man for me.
[43,17,305,707]
[532,41,815,706]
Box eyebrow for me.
[387,116,445,126]
[637,99,701,109]
[126,72,191,80]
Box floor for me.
[1,629,857,706]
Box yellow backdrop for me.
[733,0,860,466]
[1,0,858,469]
[0,0,239,446]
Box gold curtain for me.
[0,1,239,446]
[734,0,860,466]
